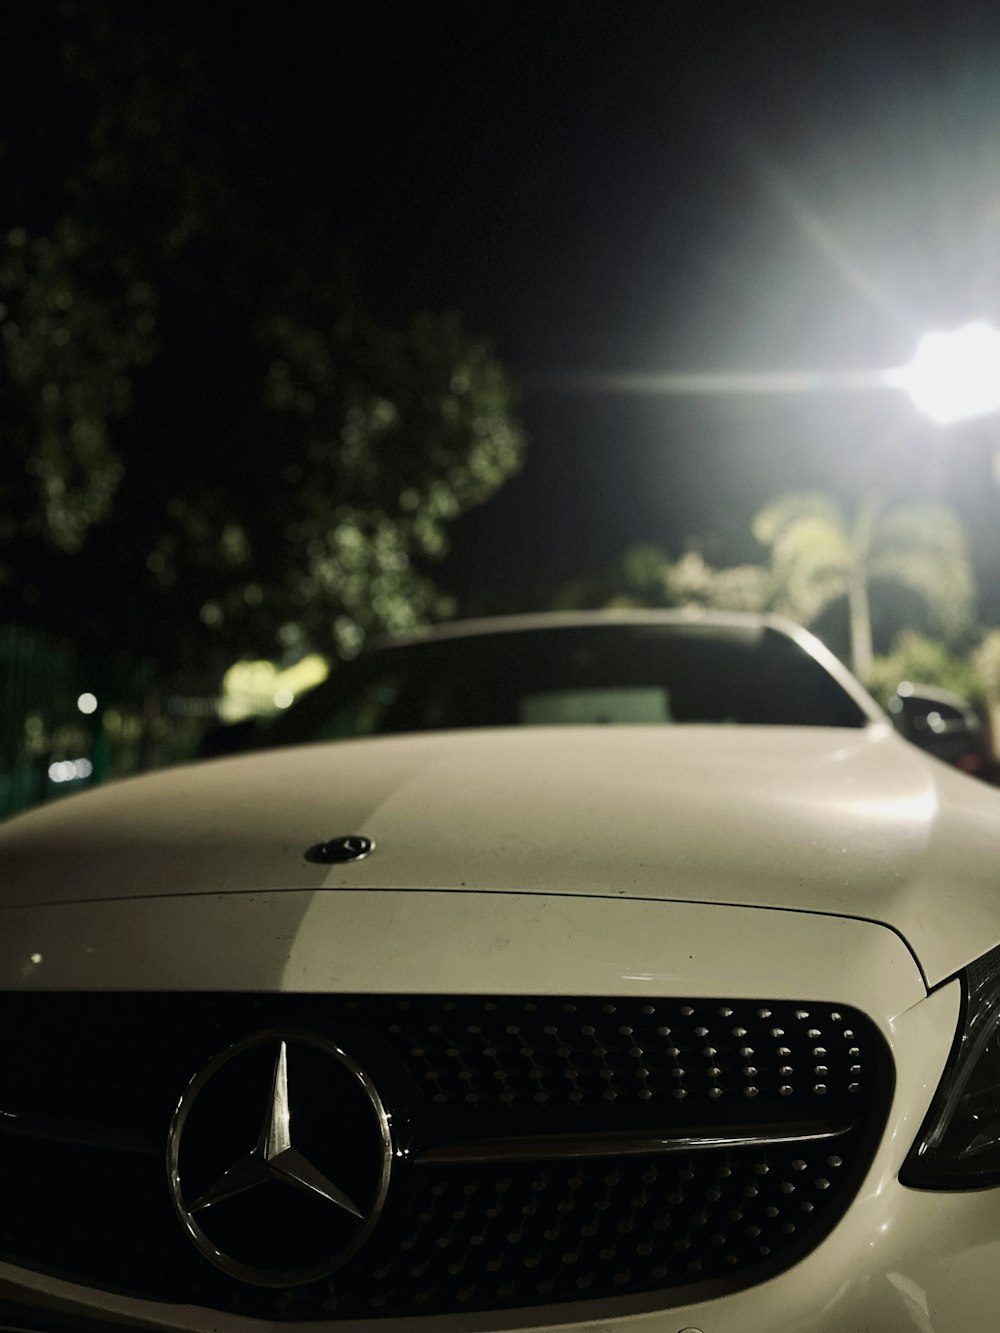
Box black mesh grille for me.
[0,992,892,1320]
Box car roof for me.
[369,609,887,724]
[380,607,809,645]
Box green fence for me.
[0,626,85,820]
[0,626,225,821]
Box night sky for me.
[198,3,1000,616]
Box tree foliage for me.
[0,4,525,688]
[553,544,770,615]
[753,491,975,677]
[552,489,976,688]
[752,493,853,628]
[869,504,976,642]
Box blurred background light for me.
[48,757,94,784]
[893,322,1000,425]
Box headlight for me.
[902,943,1000,1188]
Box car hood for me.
[2,723,999,986]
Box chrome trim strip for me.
[415,1120,853,1166]
[0,1108,159,1155]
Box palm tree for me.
[753,492,975,683]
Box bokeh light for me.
[894,322,1000,425]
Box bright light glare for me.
[894,322,1000,424]
[48,757,94,784]
[77,691,98,714]
[273,688,295,709]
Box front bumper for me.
[0,889,977,1331]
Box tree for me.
[753,492,975,681]
[552,544,770,615]
[0,5,525,692]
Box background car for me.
[887,680,992,775]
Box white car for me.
[1,610,1000,1333]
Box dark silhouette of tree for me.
[0,3,525,695]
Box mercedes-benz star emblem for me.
[168,1030,393,1287]
[304,835,375,865]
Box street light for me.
[539,322,1000,428]
[892,321,1000,425]
[831,321,1000,683]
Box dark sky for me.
[212,2,1000,616]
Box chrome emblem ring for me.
[167,1029,393,1287]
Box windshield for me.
[262,622,871,747]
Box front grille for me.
[0,993,892,1320]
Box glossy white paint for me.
[0,891,924,1012]
[3,721,1000,985]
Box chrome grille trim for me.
[415,1119,854,1165]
